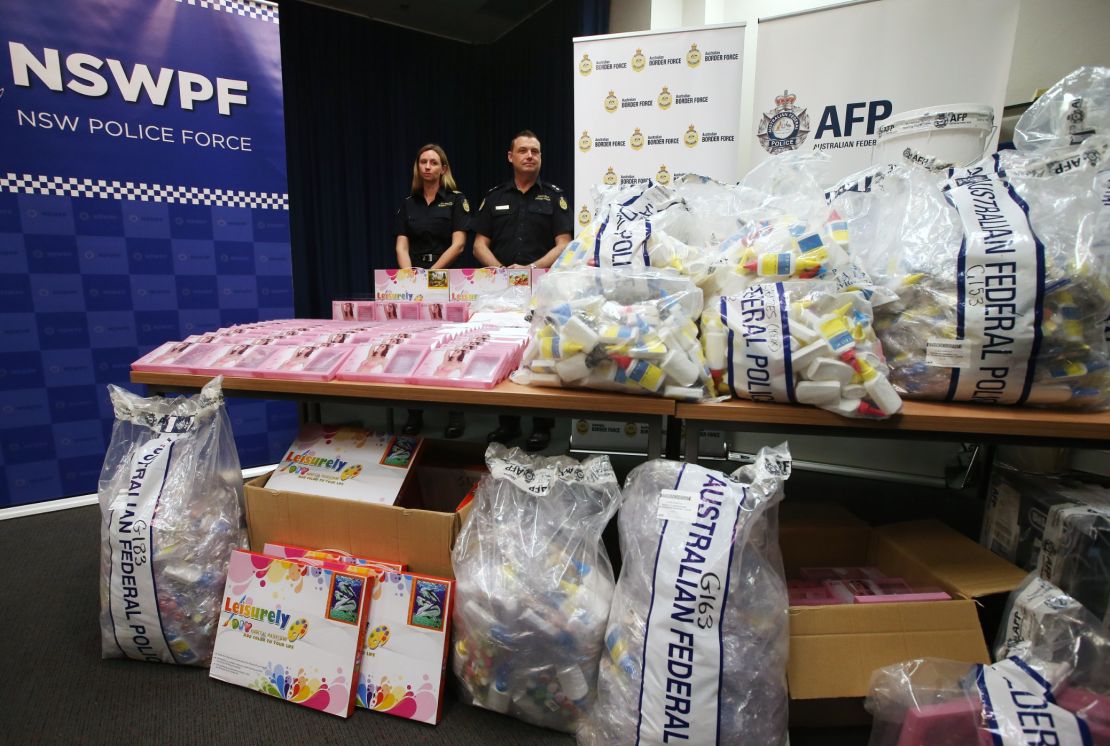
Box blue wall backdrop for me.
[0,0,297,508]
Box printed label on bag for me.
[657,490,699,522]
[976,659,1092,745]
[637,465,746,745]
[943,159,1043,404]
[999,577,1083,658]
[488,457,617,496]
[722,284,794,403]
[108,435,178,663]
[594,209,651,269]
[925,337,972,368]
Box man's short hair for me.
[510,130,540,152]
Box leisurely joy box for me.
[209,550,371,718]
[266,425,422,504]
[374,269,450,302]
[447,268,531,301]
[356,571,455,725]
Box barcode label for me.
[926,337,971,368]
[657,490,699,523]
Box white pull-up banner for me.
[750,0,1018,181]
[573,24,745,229]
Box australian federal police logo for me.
[657,85,673,110]
[604,90,619,113]
[579,53,593,76]
[756,90,811,155]
[631,48,647,72]
[578,130,593,152]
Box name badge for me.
[494,204,511,212]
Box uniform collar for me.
[414,186,451,203]
[509,178,543,195]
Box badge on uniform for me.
[559,196,568,210]
[495,204,511,212]
[462,198,470,213]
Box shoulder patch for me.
[558,196,568,211]
[462,198,470,213]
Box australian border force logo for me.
[757,90,810,155]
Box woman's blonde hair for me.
[411,143,457,194]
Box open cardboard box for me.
[244,440,487,578]
[780,503,1027,726]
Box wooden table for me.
[677,399,1110,461]
[131,372,676,458]
[132,371,1110,464]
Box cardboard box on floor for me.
[244,441,488,578]
[780,503,1026,726]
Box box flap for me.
[779,503,871,577]
[244,471,463,578]
[787,600,988,699]
[871,520,1027,599]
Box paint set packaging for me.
[265,425,422,504]
[209,542,454,722]
[98,377,247,667]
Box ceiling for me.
[300,0,556,44]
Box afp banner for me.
[573,25,745,230]
[750,0,1018,181]
[0,0,297,508]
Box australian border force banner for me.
[750,0,1018,182]
[573,25,744,231]
[0,0,297,508]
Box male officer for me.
[472,130,572,451]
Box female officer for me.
[394,144,470,437]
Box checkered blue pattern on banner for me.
[1,173,288,210]
[0,192,297,508]
[175,0,280,24]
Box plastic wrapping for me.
[557,182,715,287]
[702,152,887,305]
[580,445,791,746]
[981,464,1110,572]
[994,574,1104,662]
[514,266,714,400]
[831,137,1110,410]
[865,576,1110,746]
[1015,66,1110,153]
[98,377,247,665]
[701,281,902,418]
[1036,497,1110,628]
[451,445,622,732]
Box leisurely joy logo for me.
[223,595,295,637]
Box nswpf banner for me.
[0,0,297,508]
[573,25,745,230]
[751,0,1018,182]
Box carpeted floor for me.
[0,505,865,745]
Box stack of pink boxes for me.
[131,319,526,388]
[788,566,951,606]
